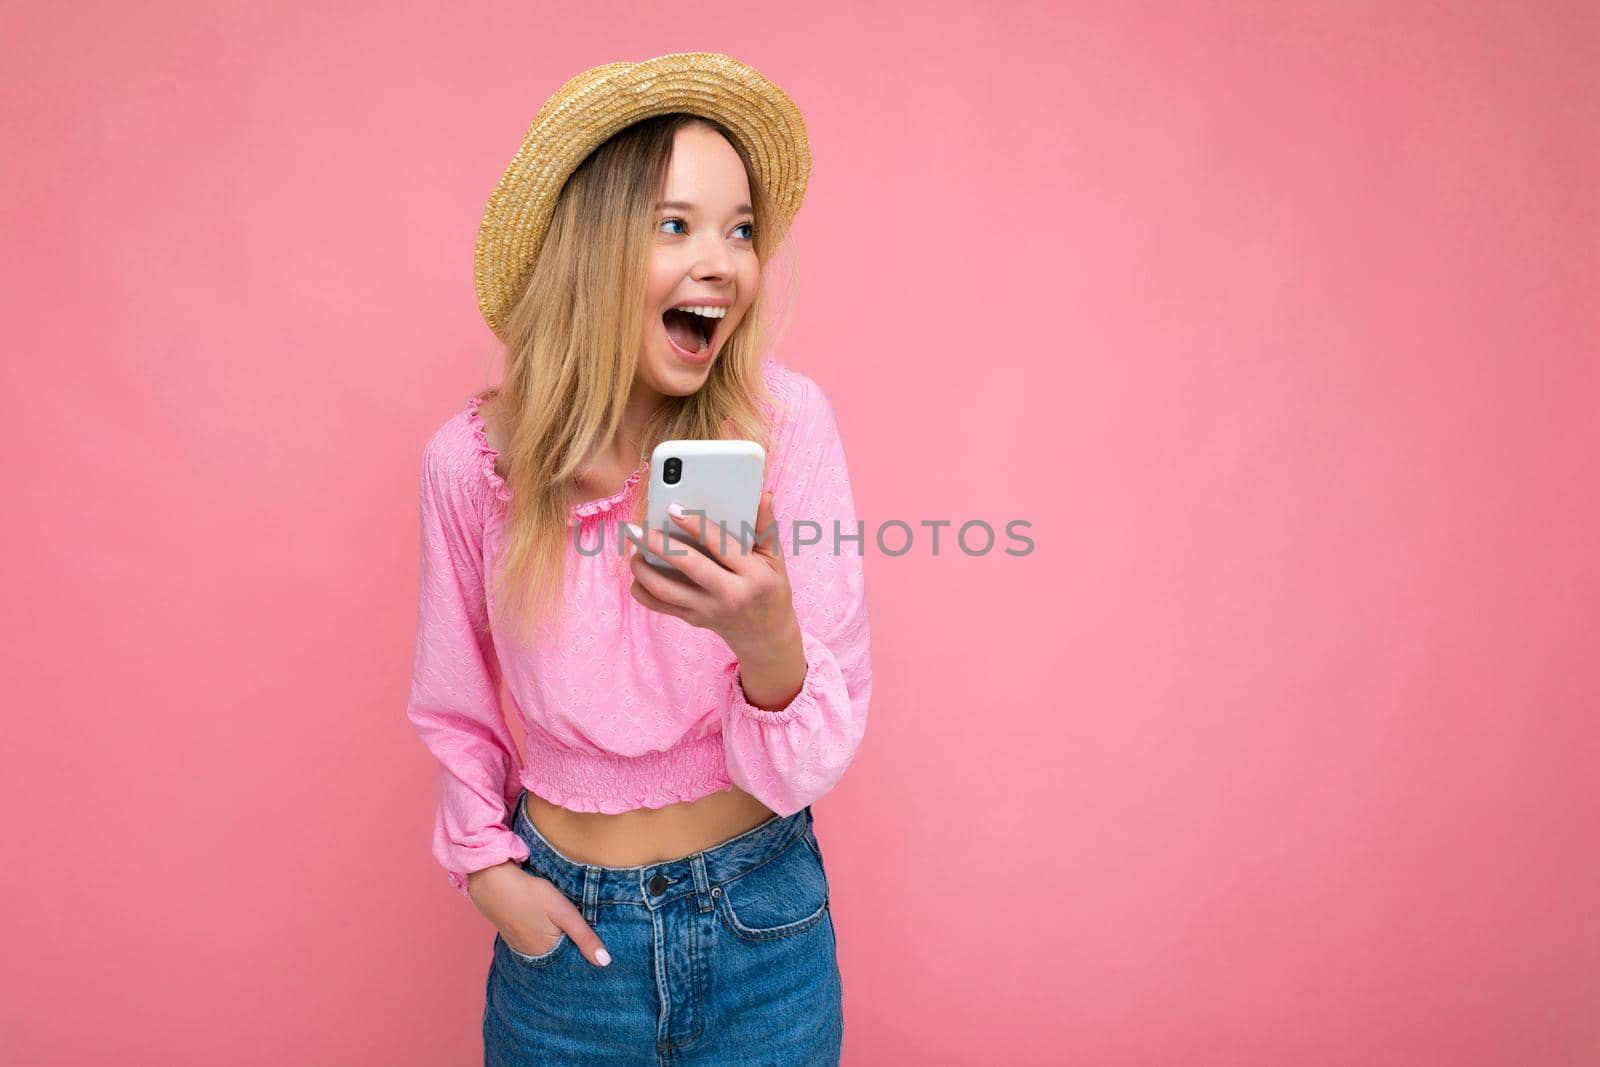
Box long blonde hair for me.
[477,112,797,648]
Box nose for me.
[688,233,735,280]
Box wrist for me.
[731,619,808,712]
[727,611,802,666]
[467,861,522,899]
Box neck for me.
[603,377,669,472]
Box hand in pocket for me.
[469,863,612,967]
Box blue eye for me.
[658,217,757,240]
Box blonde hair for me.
[476,112,798,648]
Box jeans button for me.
[648,873,669,895]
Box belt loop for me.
[689,853,713,913]
[582,865,600,924]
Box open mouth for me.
[661,307,718,355]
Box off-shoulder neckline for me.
[463,395,646,518]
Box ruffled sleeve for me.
[404,412,529,898]
[720,369,873,816]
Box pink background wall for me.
[4,2,1596,1063]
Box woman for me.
[405,53,872,1065]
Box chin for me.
[644,355,715,395]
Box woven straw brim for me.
[473,52,812,340]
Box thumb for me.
[542,892,613,968]
[753,489,783,558]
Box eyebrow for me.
[655,200,754,215]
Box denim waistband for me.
[510,787,814,920]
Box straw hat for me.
[473,52,812,339]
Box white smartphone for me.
[637,439,766,580]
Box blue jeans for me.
[483,788,844,1066]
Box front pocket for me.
[497,929,570,967]
[712,832,830,941]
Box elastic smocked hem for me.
[726,628,830,725]
[519,779,741,815]
[463,395,513,504]
[463,395,645,518]
[516,729,736,814]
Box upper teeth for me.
[672,305,727,319]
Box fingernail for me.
[596,947,612,967]
[622,523,641,541]
[667,501,685,518]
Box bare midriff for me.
[523,785,779,868]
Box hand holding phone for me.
[622,451,801,671]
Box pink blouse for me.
[405,358,873,896]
